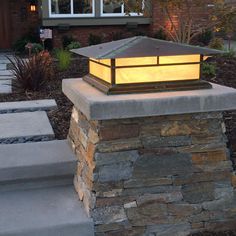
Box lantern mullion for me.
[111,59,116,86]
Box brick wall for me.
[52,25,150,48]
[9,0,40,46]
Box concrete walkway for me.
[0,98,94,235]
[0,53,14,94]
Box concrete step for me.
[0,74,13,80]
[0,80,11,94]
[0,111,54,144]
[0,64,6,70]
[0,99,57,114]
[0,70,13,76]
[0,186,94,236]
[0,140,76,186]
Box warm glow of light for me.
[116,64,200,84]
[92,58,111,66]
[30,5,36,12]
[116,57,157,66]
[89,60,111,83]
[159,55,200,64]
[89,55,202,85]
[203,56,211,61]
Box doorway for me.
[0,0,12,49]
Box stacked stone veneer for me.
[68,107,236,236]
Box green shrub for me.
[13,31,39,54]
[55,49,72,71]
[222,49,236,58]
[32,43,44,54]
[8,51,53,91]
[88,34,102,45]
[66,41,81,50]
[209,38,224,50]
[13,38,29,54]
[202,62,216,78]
[153,29,167,40]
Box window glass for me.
[74,0,93,14]
[51,0,71,14]
[103,0,122,14]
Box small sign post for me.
[40,29,53,50]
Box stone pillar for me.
[63,79,236,236]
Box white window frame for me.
[49,0,95,18]
[100,0,143,17]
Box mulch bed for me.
[0,56,235,235]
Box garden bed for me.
[0,56,88,140]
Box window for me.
[49,0,94,17]
[101,0,144,17]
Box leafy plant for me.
[209,38,224,50]
[66,41,81,50]
[202,62,216,78]
[222,49,236,58]
[13,30,40,54]
[55,49,72,71]
[8,51,53,91]
[32,43,44,54]
[88,34,102,45]
[13,38,29,54]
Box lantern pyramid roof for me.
[71,36,222,59]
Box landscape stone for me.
[0,99,57,114]
[131,153,193,178]
[63,79,236,121]
[124,176,172,188]
[0,70,13,76]
[0,64,6,70]
[145,223,191,236]
[95,150,139,166]
[232,172,236,188]
[136,192,183,205]
[142,135,192,148]
[0,140,76,183]
[98,161,134,182]
[92,206,127,225]
[182,182,215,203]
[0,80,11,94]
[96,138,142,153]
[65,103,236,235]
[0,111,54,143]
[99,124,140,141]
[191,149,228,164]
[0,186,94,236]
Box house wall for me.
[9,0,40,46]
[41,0,155,48]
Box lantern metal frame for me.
[71,37,222,95]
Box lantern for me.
[71,36,222,94]
[29,0,37,12]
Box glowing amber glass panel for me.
[159,55,200,64]
[116,57,157,66]
[116,64,200,84]
[89,61,111,83]
[92,58,111,66]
